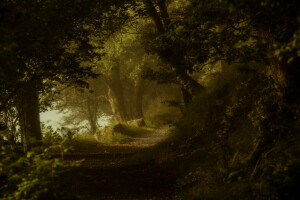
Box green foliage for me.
[0,141,80,200]
[174,68,299,198]
[0,0,299,199]
[0,0,134,111]
[125,58,299,199]
[144,97,182,127]
[41,124,62,147]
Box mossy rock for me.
[100,123,126,137]
[112,123,126,134]
[128,118,146,127]
[94,123,152,143]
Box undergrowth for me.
[126,64,300,199]
[0,130,80,200]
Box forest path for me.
[64,125,176,200]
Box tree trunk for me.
[133,77,145,119]
[107,85,129,122]
[181,86,192,108]
[89,119,97,134]
[105,62,129,122]
[142,0,165,34]
[16,79,42,152]
[157,0,170,28]
[142,0,205,104]
[175,70,205,96]
[86,96,98,134]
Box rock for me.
[128,118,146,127]
[97,123,126,138]
[112,123,125,134]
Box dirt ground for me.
[64,126,176,200]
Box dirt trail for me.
[64,126,175,200]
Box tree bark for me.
[86,96,98,134]
[142,0,165,34]
[181,86,192,108]
[107,86,129,122]
[175,70,205,96]
[157,0,170,28]
[16,79,42,151]
[105,62,129,122]
[133,77,145,119]
[142,0,205,103]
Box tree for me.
[154,0,299,166]
[0,0,132,149]
[96,31,158,122]
[55,81,110,134]
[140,0,205,106]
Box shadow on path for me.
[64,126,176,200]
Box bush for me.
[127,63,300,199]
[0,137,80,200]
[41,124,62,147]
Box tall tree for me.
[154,0,299,166]
[0,0,132,149]
[97,31,157,122]
[105,60,130,122]
[141,0,205,106]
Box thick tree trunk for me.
[106,62,129,122]
[107,85,129,122]
[133,77,145,119]
[16,80,42,152]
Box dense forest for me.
[0,0,299,199]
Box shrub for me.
[0,135,80,200]
[41,124,63,147]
